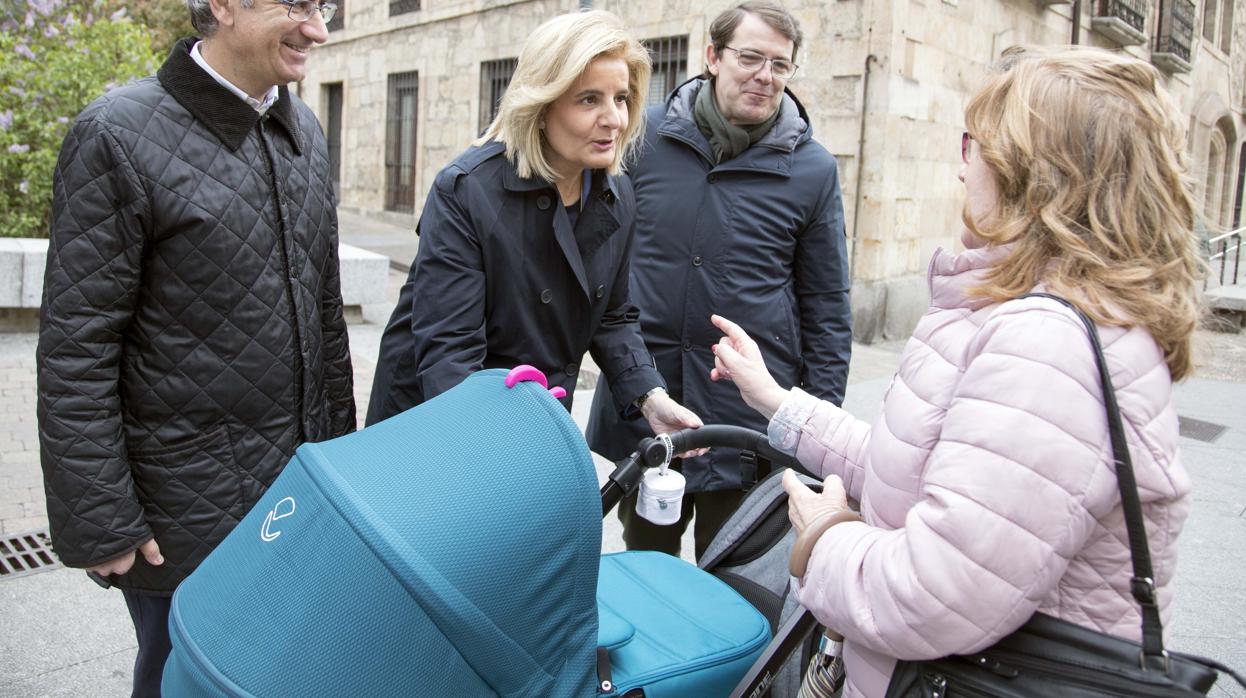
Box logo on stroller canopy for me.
[259,497,297,542]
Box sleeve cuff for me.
[767,387,820,454]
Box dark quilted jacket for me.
[37,39,356,594]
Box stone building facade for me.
[299,0,1245,342]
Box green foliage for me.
[0,0,159,238]
[103,0,194,57]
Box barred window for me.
[479,58,518,134]
[643,35,688,106]
[1155,0,1195,61]
[385,72,419,213]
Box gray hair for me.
[187,0,254,37]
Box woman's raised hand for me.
[710,314,790,420]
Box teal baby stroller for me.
[161,367,810,697]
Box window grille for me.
[1155,0,1196,60]
[1095,0,1147,33]
[643,35,688,106]
[479,58,518,134]
[385,71,419,213]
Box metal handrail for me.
[1206,226,1244,288]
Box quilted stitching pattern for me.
[771,246,1191,698]
[37,63,355,593]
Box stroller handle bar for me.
[664,425,797,466]
[600,425,804,518]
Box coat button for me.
[566,363,579,376]
[692,256,703,267]
[708,174,719,183]
[537,195,552,210]
[683,341,692,352]
[540,289,553,304]
[595,284,605,299]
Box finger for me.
[710,314,751,343]
[97,555,134,577]
[138,538,164,567]
[821,474,847,502]
[712,339,746,370]
[678,407,704,429]
[782,468,813,499]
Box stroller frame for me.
[601,425,824,698]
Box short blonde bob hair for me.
[477,10,651,182]
[965,46,1202,381]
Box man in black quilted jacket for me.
[36,0,354,693]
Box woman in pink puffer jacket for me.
[710,46,1203,698]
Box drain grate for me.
[1178,416,1228,444]
[0,528,62,579]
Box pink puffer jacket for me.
[768,246,1191,698]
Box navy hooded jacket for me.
[587,78,851,492]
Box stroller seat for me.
[597,551,770,697]
[161,368,770,697]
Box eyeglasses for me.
[720,46,798,79]
[961,131,975,164]
[272,0,336,22]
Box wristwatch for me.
[634,386,667,411]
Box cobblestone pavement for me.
[2,280,1244,696]
[0,333,43,537]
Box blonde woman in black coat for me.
[369,10,700,442]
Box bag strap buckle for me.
[1139,648,1171,673]
[1130,576,1157,605]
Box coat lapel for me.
[552,205,591,300]
[573,173,622,260]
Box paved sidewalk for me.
[4,218,1245,695]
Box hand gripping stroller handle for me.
[600,425,805,518]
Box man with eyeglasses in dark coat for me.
[587,0,852,561]
[36,0,352,693]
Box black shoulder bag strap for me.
[1024,293,1246,686]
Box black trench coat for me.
[367,141,663,425]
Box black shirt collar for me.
[156,37,304,155]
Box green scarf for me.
[693,79,779,164]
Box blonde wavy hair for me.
[965,46,1202,380]
[477,10,651,182]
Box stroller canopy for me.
[163,369,603,697]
